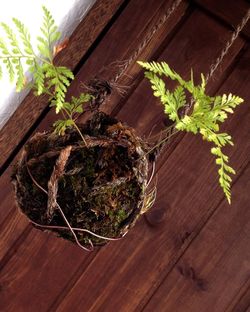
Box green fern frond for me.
[6,58,15,82]
[33,64,45,95]
[0,6,93,145]
[39,6,61,60]
[16,58,25,91]
[211,94,243,123]
[69,93,93,114]
[211,147,235,204]
[46,65,74,113]
[144,71,166,101]
[53,119,74,136]
[138,61,182,83]
[0,22,22,55]
[173,85,186,109]
[0,21,34,87]
[12,18,33,55]
[138,60,244,203]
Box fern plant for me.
[138,61,244,204]
[0,6,92,142]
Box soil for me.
[12,112,148,247]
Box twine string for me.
[205,8,250,83]
[184,8,250,113]
[111,0,182,84]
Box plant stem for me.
[144,128,179,158]
[72,121,88,147]
[63,108,88,147]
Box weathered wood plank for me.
[225,280,250,312]
[143,165,250,312]
[61,0,191,119]
[0,227,98,312]
[193,0,250,39]
[0,0,126,169]
[55,15,249,312]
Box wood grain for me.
[225,279,250,312]
[55,13,250,312]
[61,0,190,118]
[0,227,98,312]
[194,0,250,39]
[143,165,250,312]
[0,2,249,312]
[56,82,249,311]
[0,0,125,169]
[116,9,245,137]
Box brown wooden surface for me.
[194,0,250,39]
[0,0,250,311]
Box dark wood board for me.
[143,165,250,312]
[46,0,191,132]
[225,279,250,312]
[55,60,250,312]
[193,0,250,39]
[116,9,245,137]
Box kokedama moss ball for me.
[12,112,148,247]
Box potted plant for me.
[0,7,243,250]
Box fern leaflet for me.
[138,60,244,203]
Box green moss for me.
[14,112,148,247]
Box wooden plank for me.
[225,280,250,312]
[193,0,250,39]
[54,14,250,312]
[0,1,191,311]
[0,227,98,312]
[113,6,245,186]
[143,165,250,312]
[56,84,250,311]
[62,0,191,118]
[0,0,125,169]
[116,8,245,166]
[0,208,29,262]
